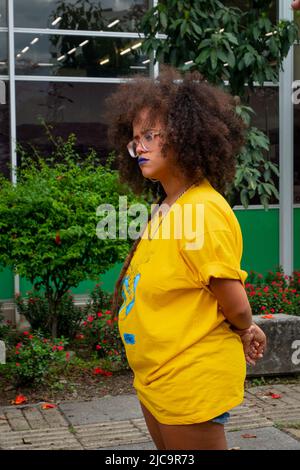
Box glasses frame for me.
[127,130,162,158]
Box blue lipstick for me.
[138,157,149,165]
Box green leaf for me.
[160,11,168,30]
[240,189,249,209]
[210,49,218,70]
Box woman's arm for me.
[209,278,252,330]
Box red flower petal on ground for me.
[270,393,282,399]
[12,394,27,405]
[242,434,257,439]
[261,314,275,319]
[41,403,57,409]
[93,367,112,376]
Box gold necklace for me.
[148,183,195,241]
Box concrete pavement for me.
[1,383,300,450]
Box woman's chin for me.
[140,167,158,180]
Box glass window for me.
[223,0,277,21]
[0,0,7,27]
[242,86,279,205]
[15,33,150,77]
[294,44,300,203]
[0,32,8,75]
[16,81,118,163]
[0,80,10,178]
[14,0,149,32]
[247,86,279,165]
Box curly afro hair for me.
[106,66,245,196]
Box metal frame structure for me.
[279,1,295,276]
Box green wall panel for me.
[234,208,280,277]
[0,268,14,300]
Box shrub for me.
[78,310,127,369]
[2,330,69,386]
[15,290,83,339]
[75,285,127,369]
[246,268,300,317]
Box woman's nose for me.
[135,140,146,155]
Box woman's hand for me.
[233,324,267,366]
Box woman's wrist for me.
[230,321,255,335]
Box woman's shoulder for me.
[181,180,239,233]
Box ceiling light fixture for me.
[51,17,62,26]
[142,59,150,64]
[120,48,131,55]
[21,46,29,53]
[130,66,146,69]
[57,55,65,61]
[37,63,54,67]
[30,38,39,45]
[131,42,142,50]
[107,19,120,28]
[184,60,194,65]
[79,40,89,47]
[99,58,109,65]
[67,48,77,55]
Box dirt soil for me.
[0,369,135,407]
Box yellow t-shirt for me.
[118,179,248,425]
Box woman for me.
[107,68,266,450]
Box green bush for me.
[246,268,300,316]
[15,290,83,339]
[75,285,128,369]
[2,331,68,386]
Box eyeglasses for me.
[127,130,162,158]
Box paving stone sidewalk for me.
[1,384,300,450]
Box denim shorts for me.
[211,412,230,425]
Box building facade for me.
[0,1,299,320]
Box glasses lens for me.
[127,141,137,158]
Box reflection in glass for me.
[0,80,10,178]
[15,33,150,77]
[247,87,279,163]
[14,0,148,32]
[245,86,279,205]
[0,32,8,75]
[223,0,277,22]
[16,81,118,163]
[0,0,7,27]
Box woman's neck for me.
[160,176,194,205]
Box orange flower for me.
[11,394,27,405]
[41,403,57,409]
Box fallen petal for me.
[241,434,257,439]
[12,394,27,405]
[41,403,57,409]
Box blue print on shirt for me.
[124,333,136,345]
[119,272,141,317]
